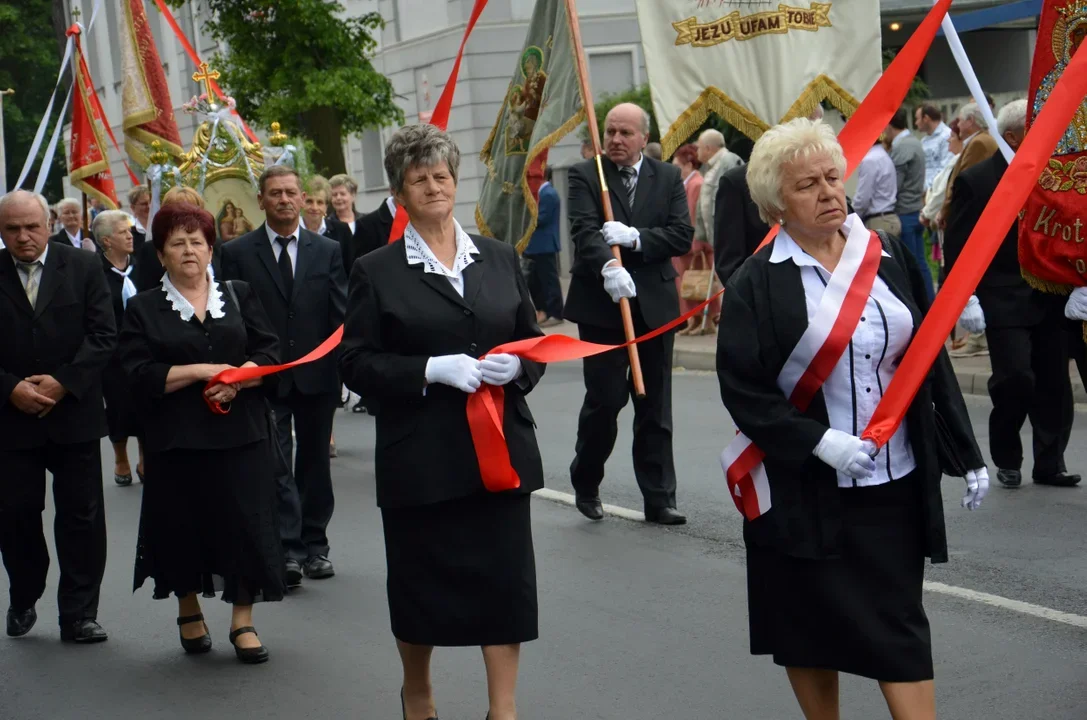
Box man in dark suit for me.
[713,164,770,285]
[49,197,95,251]
[523,166,563,325]
[944,99,1078,489]
[221,166,348,586]
[127,185,151,253]
[347,196,395,272]
[564,102,693,525]
[0,190,115,642]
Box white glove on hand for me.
[424,354,482,394]
[601,259,637,303]
[813,428,877,480]
[602,221,640,250]
[480,353,523,386]
[1064,287,1087,321]
[962,467,989,511]
[958,295,986,334]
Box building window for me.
[361,130,386,191]
[586,46,638,97]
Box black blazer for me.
[220,224,347,397]
[49,229,95,250]
[944,152,1047,328]
[339,234,545,509]
[317,217,354,264]
[714,164,770,285]
[131,227,147,254]
[131,237,224,293]
[0,244,116,450]
[119,280,280,453]
[563,155,693,330]
[346,200,395,272]
[717,231,982,563]
[100,253,135,329]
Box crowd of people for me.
[0,87,1084,719]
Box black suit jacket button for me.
[469,342,478,353]
[288,312,295,320]
[289,340,296,348]
[463,309,471,316]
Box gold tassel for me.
[1021,268,1075,296]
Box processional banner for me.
[68,27,118,209]
[120,0,184,167]
[634,0,882,156]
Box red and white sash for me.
[721,219,884,520]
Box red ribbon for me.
[862,41,1087,447]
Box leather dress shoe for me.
[1034,471,1082,487]
[645,506,687,525]
[177,613,212,654]
[996,469,1022,488]
[303,555,335,579]
[6,606,36,637]
[229,626,269,664]
[284,559,303,588]
[575,494,604,521]
[60,619,108,643]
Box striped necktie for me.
[17,261,42,309]
[619,165,637,207]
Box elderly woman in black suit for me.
[717,118,988,720]
[340,124,544,720]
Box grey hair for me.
[698,128,726,149]
[383,124,461,194]
[997,98,1028,138]
[328,173,359,195]
[56,197,82,214]
[747,118,846,226]
[0,190,51,224]
[639,107,651,134]
[91,210,131,242]
[956,102,989,130]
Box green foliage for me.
[161,0,403,175]
[883,48,932,109]
[0,0,67,200]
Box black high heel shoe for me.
[400,688,439,720]
[177,613,211,654]
[229,626,269,664]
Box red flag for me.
[68,26,119,209]
[120,0,184,166]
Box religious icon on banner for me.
[1018,0,1087,292]
[505,46,549,155]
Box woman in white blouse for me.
[716,119,988,719]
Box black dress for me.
[100,254,139,443]
[119,278,285,604]
[339,233,545,646]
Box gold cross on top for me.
[192,62,221,98]
[71,6,81,22]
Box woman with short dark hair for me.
[119,202,284,664]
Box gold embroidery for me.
[673,2,832,48]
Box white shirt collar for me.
[618,154,644,177]
[403,219,479,278]
[65,228,82,244]
[891,129,911,147]
[265,222,301,246]
[385,196,398,215]
[15,244,49,267]
[161,268,226,322]
[769,214,890,266]
[962,131,981,146]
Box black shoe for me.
[401,688,439,720]
[1034,472,1082,487]
[136,468,145,484]
[644,506,687,525]
[303,555,335,579]
[229,626,269,664]
[60,619,108,644]
[996,469,1022,488]
[575,493,604,521]
[285,559,303,588]
[6,606,36,637]
[114,473,132,486]
[177,613,212,654]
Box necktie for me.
[619,165,637,207]
[17,261,42,309]
[275,236,294,297]
[110,265,138,308]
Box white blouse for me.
[770,229,917,488]
[403,219,479,297]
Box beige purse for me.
[679,252,721,302]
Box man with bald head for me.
[564,102,693,525]
[0,190,115,643]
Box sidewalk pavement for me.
[541,321,1087,403]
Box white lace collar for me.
[161,269,226,322]
[403,220,479,278]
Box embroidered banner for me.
[121,0,184,167]
[68,25,119,209]
[673,3,832,47]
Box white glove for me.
[1064,287,1087,321]
[602,221,640,250]
[813,428,877,480]
[424,354,482,394]
[962,467,989,511]
[480,353,522,386]
[601,259,637,303]
[958,295,986,334]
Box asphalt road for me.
[2,363,1086,719]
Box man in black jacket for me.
[564,103,693,525]
[0,190,115,643]
[221,167,348,586]
[713,164,770,285]
[944,99,1078,489]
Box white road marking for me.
[534,489,1087,629]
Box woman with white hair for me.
[91,210,143,486]
[50,197,95,250]
[717,118,987,719]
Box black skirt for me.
[102,357,140,443]
[134,441,285,604]
[382,491,538,647]
[746,475,932,682]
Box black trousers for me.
[570,322,677,510]
[986,309,1074,478]
[1068,320,1087,389]
[0,440,106,623]
[524,253,564,319]
[270,391,338,562]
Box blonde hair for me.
[306,175,331,202]
[328,174,359,195]
[161,186,205,209]
[746,118,846,225]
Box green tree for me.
[164,0,403,176]
[0,0,67,200]
[883,48,931,108]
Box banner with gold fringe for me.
[120,0,184,167]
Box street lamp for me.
[0,88,13,195]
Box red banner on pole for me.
[67,26,120,209]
